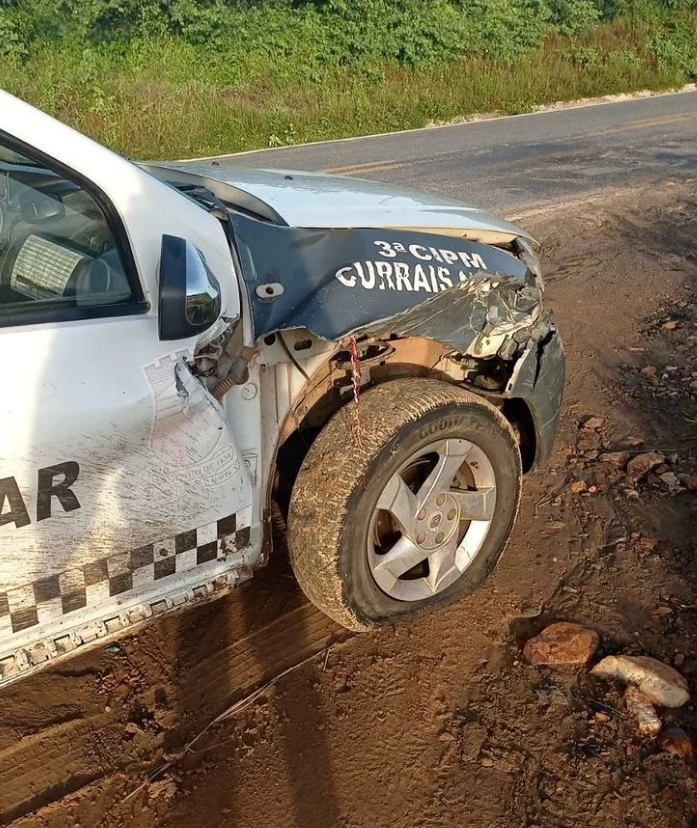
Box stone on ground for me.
[658,727,693,760]
[599,451,630,468]
[591,655,690,708]
[624,687,662,737]
[523,622,600,667]
[626,452,665,483]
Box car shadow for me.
[157,505,343,827]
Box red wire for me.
[349,337,363,445]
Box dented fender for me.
[504,321,565,467]
[228,212,564,465]
[228,213,541,350]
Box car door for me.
[0,93,254,680]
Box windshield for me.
[0,146,40,167]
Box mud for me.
[5,183,697,828]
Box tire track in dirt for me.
[0,560,342,823]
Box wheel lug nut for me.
[417,508,427,521]
[435,532,445,545]
[447,508,457,521]
[436,494,446,507]
[416,532,426,545]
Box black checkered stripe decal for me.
[0,509,251,637]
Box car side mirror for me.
[158,235,222,341]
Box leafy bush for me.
[0,8,28,57]
[314,0,472,66]
[563,45,604,65]
[5,0,696,64]
[650,16,697,76]
[549,0,601,33]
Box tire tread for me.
[288,379,521,630]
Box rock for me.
[663,320,680,331]
[599,451,630,469]
[591,655,690,708]
[581,416,604,431]
[680,474,697,492]
[659,471,681,489]
[641,366,657,377]
[614,436,643,450]
[624,687,662,737]
[626,452,665,484]
[438,731,456,742]
[523,622,600,667]
[594,712,611,724]
[658,727,693,760]
[148,777,178,802]
[674,653,686,668]
[570,480,588,494]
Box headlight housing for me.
[514,237,544,291]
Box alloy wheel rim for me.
[367,438,497,602]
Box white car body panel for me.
[0,318,256,655]
[0,93,256,680]
[159,162,533,242]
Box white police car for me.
[0,91,563,685]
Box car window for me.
[0,139,137,324]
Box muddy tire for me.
[288,378,522,631]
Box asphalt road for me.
[195,88,697,219]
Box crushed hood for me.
[155,162,532,244]
[227,213,542,359]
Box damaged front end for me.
[227,213,564,468]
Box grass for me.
[0,15,695,160]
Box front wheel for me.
[288,378,522,631]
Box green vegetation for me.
[1,0,696,159]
